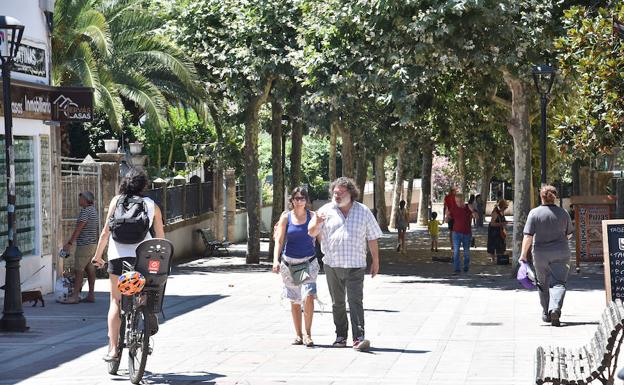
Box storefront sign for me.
[576,204,611,262]
[14,43,47,79]
[0,81,93,122]
[51,87,93,122]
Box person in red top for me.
[446,192,478,274]
[443,187,458,255]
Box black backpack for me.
[109,195,150,244]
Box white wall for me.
[2,0,50,85]
[0,1,52,296]
[233,206,273,244]
[165,214,217,262]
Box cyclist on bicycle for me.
[91,170,165,362]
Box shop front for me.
[0,79,93,296]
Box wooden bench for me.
[197,229,231,257]
[535,299,624,385]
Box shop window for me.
[0,136,37,255]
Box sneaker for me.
[353,337,370,352]
[292,336,303,345]
[541,313,551,323]
[303,335,314,347]
[332,336,347,348]
[550,309,561,327]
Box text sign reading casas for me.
[51,87,93,122]
[602,220,624,303]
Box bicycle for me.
[107,238,174,384]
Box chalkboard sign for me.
[602,220,624,303]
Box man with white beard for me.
[308,177,382,352]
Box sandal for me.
[103,350,120,362]
[291,336,303,345]
[303,335,314,347]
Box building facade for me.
[0,1,93,296]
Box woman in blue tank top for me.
[272,187,319,347]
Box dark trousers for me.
[534,255,569,314]
[325,265,366,340]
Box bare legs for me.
[74,263,96,302]
[291,295,315,341]
[397,230,406,252]
[107,275,122,356]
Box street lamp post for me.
[531,65,556,187]
[0,16,27,332]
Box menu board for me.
[602,220,624,302]
[575,204,612,263]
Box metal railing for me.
[145,182,214,224]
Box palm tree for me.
[53,0,203,135]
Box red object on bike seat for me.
[148,260,160,274]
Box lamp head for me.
[532,65,556,96]
[0,16,25,63]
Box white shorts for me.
[280,255,319,304]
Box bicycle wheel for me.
[128,305,150,384]
[107,312,126,375]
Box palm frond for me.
[115,71,168,132]
[76,9,112,57]
[70,42,102,93]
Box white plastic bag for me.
[54,275,73,302]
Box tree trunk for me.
[289,86,303,190]
[572,159,581,196]
[405,168,415,223]
[457,145,467,194]
[243,77,274,264]
[167,128,175,168]
[503,71,532,268]
[340,121,354,178]
[354,126,367,202]
[374,153,389,231]
[269,99,284,260]
[389,143,405,228]
[329,118,338,181]
[477,153,493,206]
[418,141,433,226]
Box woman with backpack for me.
[91,170,165,362]
[272,187,319,347]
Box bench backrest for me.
[589,300,624,364]
[199,228,216,241]
[536,300,624,385]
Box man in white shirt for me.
[308,177,382,352]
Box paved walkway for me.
[0,226,614,385]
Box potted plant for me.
[103,139,119,153]
[129,142,143,155]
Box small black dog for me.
[22,290,44,307]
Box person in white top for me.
[308,177,382,352]
[92,170,165,362]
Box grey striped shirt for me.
[76,205,98,246]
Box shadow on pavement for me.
[0,294,227,383]
[142,370,225,384]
